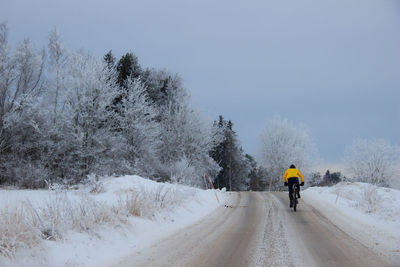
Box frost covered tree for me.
[47,27,68,122]
[0,22,11,133]
[0,27,45,133]
[43,51,122,183]
[258,116,315,190]
[144,74,224,186]
[0,25,228,188]
[0,23,47,186]
[117,77,161,176]
[158,100,222,187]
[344,138,400,187]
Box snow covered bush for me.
[344,138,400,187]
[362,184,381,213]
[170,157,197,186]
[87,174,106,194]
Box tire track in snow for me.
[256,192,295,267]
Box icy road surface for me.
[112,192,392,267]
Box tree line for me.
[0,24,251,189]
[1,23,398,190]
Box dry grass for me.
[0,195,125,258]
[0,183,184,258]
[0,202,41,258]
[119,193,142,217]
[38,194,126,238]
[117,185,184,219]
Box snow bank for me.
[0,175,226,266]
[303,182,400,264]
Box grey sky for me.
[1,0,399,163]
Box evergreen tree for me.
[142,68,183,107]
[330,172,342,184]
[319,170,342,186]
[210,116,226,188]
[112,52,143,116]
[103,50,116,70]
[210,116,250,191]
[116,52,142,88]
[247,154,268,191]
[324,170,331,181]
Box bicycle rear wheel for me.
[293,185,299,212]
[290,184,297,212]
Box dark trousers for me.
[287,177,300,203]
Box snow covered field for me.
[2,178,399,266]
[303,182,400,264]
[0,175,226,267]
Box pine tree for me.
[210,116,250,191]
[116,52,142,88]
[111,52,143,116]
[247,154,268,191]
[210,116,227,189]
[141,68,183,108]
[320,170,342,186]
[103,50,116,70]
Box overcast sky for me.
[1,0,399,163]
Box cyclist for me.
[283,164,304,207]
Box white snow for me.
[0,175,226,267]
[303,182,400,264]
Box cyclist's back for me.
[283,164,304,207]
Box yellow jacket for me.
[283,168,304,183]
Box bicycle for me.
[289,183,299,212]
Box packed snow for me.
[0,175,226,267]
[303,182,400,263]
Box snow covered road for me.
[112,192,393,267]
[272,192,392,267]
